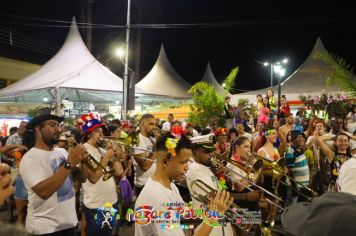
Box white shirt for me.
[162,122,171,131]
[192,129,199,137]
[226,162,247,184]
[346,112,356,133]
[325,132,336,148]
[82,143,117,209]
[19,148,77,234]
[338,157,356,195]
[186,162,234,236]
[133,133,156,187]
[134,177,185,236]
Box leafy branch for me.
[188,82,225,127]
[314,51,356,97]
[223,66,239,94]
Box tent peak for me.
[201,62,227,96]
[203,62,214,78]
[136,43,191,98]
[71,16,77,23]
[312,37,327,53]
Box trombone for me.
[106,140,158,163]
[103,133,158,163]
[209,158,285,236]
[250,152,315,201]
[211,157,287,211]
[215,153,263,184]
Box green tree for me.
[27,106,44,118]
[314,52,356,97]
[223,66,239,94]
[188,82,225,127]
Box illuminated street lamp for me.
[106,45,133,120]
[257,58,289,116]
[115,48,125,58]
[262,58,288,87]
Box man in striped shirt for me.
[285,130,310,204]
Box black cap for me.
[281,192,356,236]
[27,107,64,130]
[290,130,307,142]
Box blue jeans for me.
[33,227,76,236]
[83,202,118,236]
[14,175,28,200]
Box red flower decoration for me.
[214,128,228,137]
[171,125,185,138]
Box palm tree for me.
[314,51,356,97]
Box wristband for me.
[63,161,72,170]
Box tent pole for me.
[123,0,131,120]
[76,90,82,115]
[278,77,282,117]
[21,94,29,112]
[54,87,61,116]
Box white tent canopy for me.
[0,18,145,104]
[231,37,346,103]
[201,62,227,96]
[136,44,192,98]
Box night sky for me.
[1,0,355,92]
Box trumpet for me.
[84,153,114,181]
[186,177,253,232]
[250,152,315,201]
[67,137,114,181]
[151,127,162,138]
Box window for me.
[0,79,6,89]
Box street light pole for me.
[278,76,282,116]
[270,63,273,88]
[123,0,131,121]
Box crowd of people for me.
[0,93,356,236]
